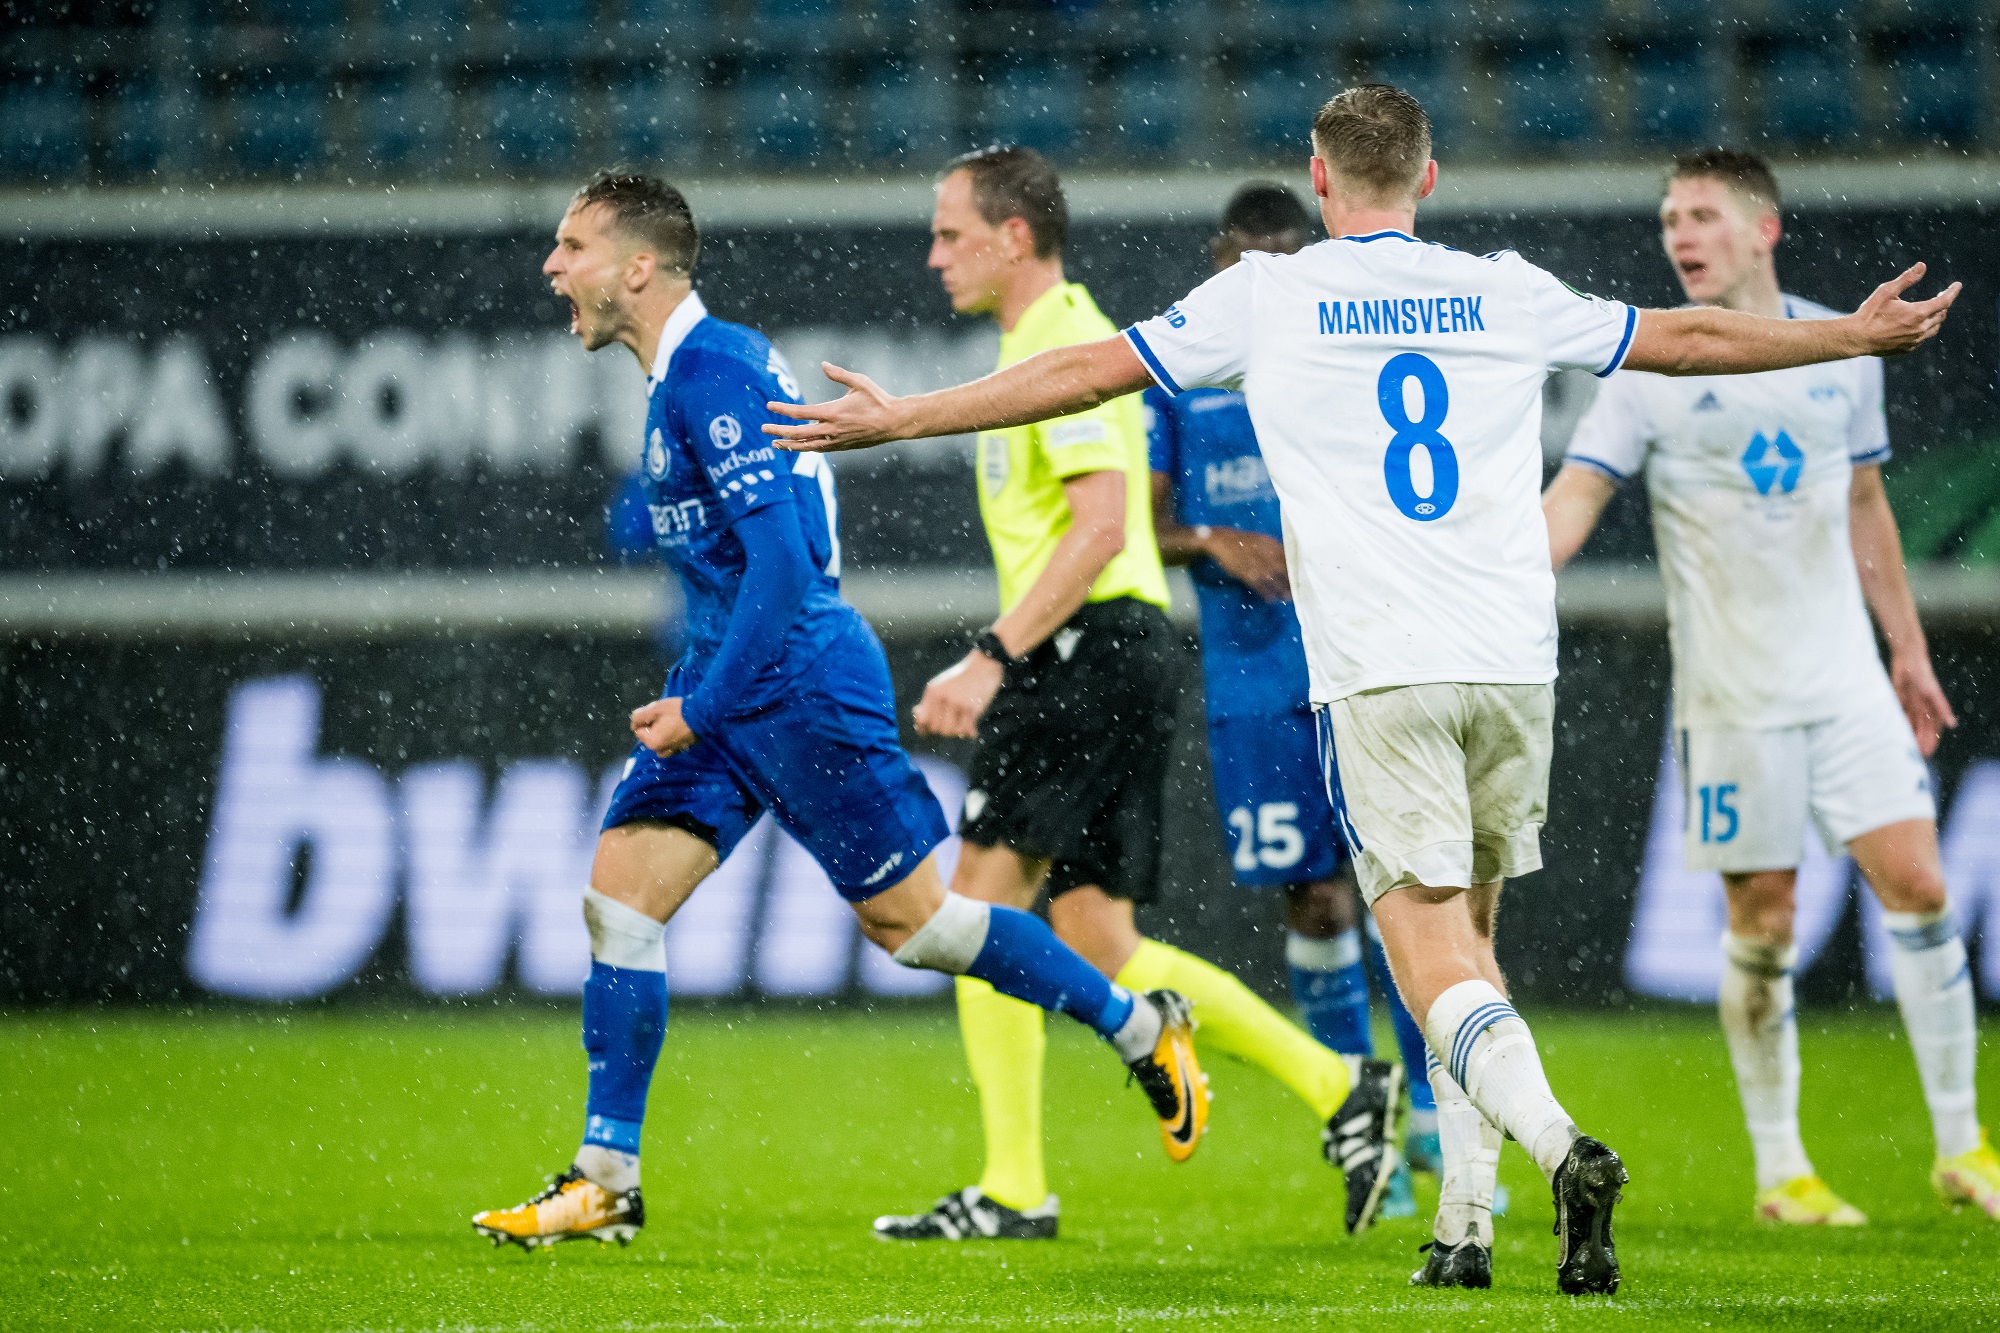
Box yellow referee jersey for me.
[976,282,1171,615]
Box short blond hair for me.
[1310,84,1432,200]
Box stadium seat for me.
[608,69,704,166]
[106,78,166,176]
[736,68,825,166]
[378,0,470,27]
[361,75,453,169]
[1505,45,1595,146]
[503,0,591,30]
[1112,58,1196,156]
[1765,43,1854,143]
[234,77,328,175]
[860,60,953,164]
[1370,51,1459,149]
[1242,58,1327,155]
[1897,37,1980,143]
[489,72,577,169]
[754,0,839,18]
[0,75,86,182]
[624,0,714,24]
[1630,47,1713,143]
[983,58,1082,157]
[253,0,345,28]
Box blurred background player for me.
[470,172,1207,1250]
[1545,148,2000,1226]
[1146,180,1493,1221]
[765,85,1957,1294]
[872,147,1401,1243]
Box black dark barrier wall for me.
[5,620,1998,1007]
[4,206,1995,572]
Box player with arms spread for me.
[763,87,1956,1294]
[1148,181,1465,1221]
[1544,148,2000,1227]
[873,148,1402,1245]
[469,173,1208,1251]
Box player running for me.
[469,172,1208,1251]
[871,147,1403,1245]
[1544,148,2000,1227]
[1148,180,1479,1221]
[764,87,1957,1294]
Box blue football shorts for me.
[1207,708,1346,889]
[602,614,950,901]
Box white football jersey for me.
[1565,294,1890,730]
[1126,230,1636,703]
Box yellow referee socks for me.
[1116,938,1352,1120]
[955,976,1048,1211]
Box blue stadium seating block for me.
[1767,44,1854,143]
[755,0,839,18]
[378,0,469,26]
[988,60,1082,156]
[505,0,591,29]
[490,74,577,169]
[1898,41,1979,143]
[256,0,345,28]
[1243,60,1326,154]
[237,79,329,174]
[610,71,704,166]
[1507,47,1595,144]
[1114,60,1195,155]
[106,79,165,176]
[0,77,86,181]
[861,63,953,163]
[1631,49,1713,143]
[737,70,825,165]
[1370,53,1459,149]
[363,76,452,168]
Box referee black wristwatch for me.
[972,629,1024,668]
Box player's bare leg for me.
[1374,883,1625,1296]
[1848,819,2000,1218]
[474,821,714,1250]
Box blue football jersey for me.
[639,296,851,714]
[1144,384,1311,719]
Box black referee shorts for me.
[959,597,1180,903]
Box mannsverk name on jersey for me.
[1317,296,1486,337]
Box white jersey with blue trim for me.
[1125,230,1636,704]
[1566,293,1891,730]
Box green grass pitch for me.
[6,1005,1997,1330]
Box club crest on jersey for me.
[1741,430,1805,496]
[646,428,669,479]
[708,414,743,451]
[1693,391,1723,412]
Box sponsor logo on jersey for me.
[706,443,777,485]
[859,851,906,887]
[1054,627,1084,662]
[1741,430,1805,496]
[1046,417,1109,449]
[979,433,1009,495]
[648,498,708,544]
[1808,384,1840,401]
[1204,454,1274,506]
[646,428,669,479]
[708,414,743,451]
[1693,391,1723,412]
[1163,303,1188,329]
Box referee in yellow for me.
[873,146,1399,1243]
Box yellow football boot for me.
[472,1166,644,1249]
[1754,1175,1867,1226]
[1125,989,1210,1163]
[1933,1128,2000,1220]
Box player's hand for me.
[1890,652,1957,758]
[1849,263,1960,357]
[913,652,1003,739]
[764,364,906,453]
[631,697,698,757]
[1202,527,1291,602]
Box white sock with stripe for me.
[1884,909,1981,1159]
[1427,1051,1501,1247]
[1719,933,1812,1190]
[1423,980,1576,1181]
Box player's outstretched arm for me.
[764,336,1154,453]
[1542,465,1619,570]
[1622,263,1960,377]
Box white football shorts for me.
[1679,683,1935,874]
[1318,682,1553,906]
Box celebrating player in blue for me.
[1147,181,1503,1222]
[470,172,1206,1250]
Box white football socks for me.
[1424,980,1576,1181]
[1883,909,1981,1159]
[1109,988,1163,1064]
[574,1144,641,1194]
[1427,1051,1501,1247]
[1719,933,1813,1190]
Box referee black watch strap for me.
[972,629,1023,668]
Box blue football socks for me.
[1286,929,1374,1055]
[966,903,1134,1038]
[581,960,669,1156]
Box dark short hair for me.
[1310,84,1432,199]
[1668,148,1781,213]
[1221,182,1312,239]
[571,169,700,275]
[939,145,1068,259]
